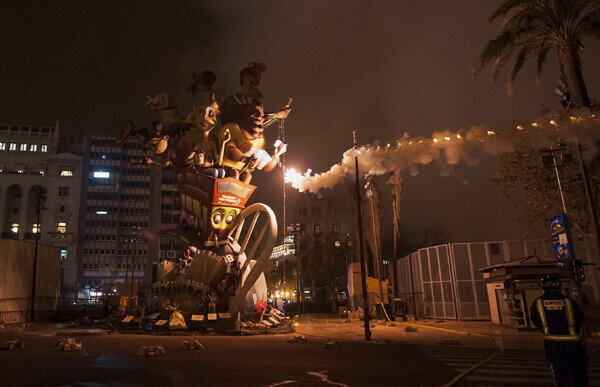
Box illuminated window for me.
[32,223,41,233]
[60,249,67,260]
[56,222,67,234]
[9,143,16,151]
[334,240,341,247]
[314,224,321,236]
[16,169,24,174]
[0,142,5,150]
[20,143,27,151]
[40,144,48,152]
[60,169,73,177]
[10,223,19,234]
[93,171,110,179]
[30,144,37,152]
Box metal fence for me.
[393,239,553,320]
[0,297,106,325]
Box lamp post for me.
[540,145,585,319]
[30,186,46,323]
[130,230,137,301]
[294,223,303,316]
[364,179,385,315]
[353,130,371,340]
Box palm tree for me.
[473,0,600,108]
[386,170,404,317]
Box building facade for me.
[0,123,83,293]
[76,135,182,298]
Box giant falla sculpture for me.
[119,63,291,327]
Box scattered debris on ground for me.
[323,340,344,349]
[287,335,308,343]
[0,340,24,350]
[376,339,392,345]
[136,345,166,357]
[182,340,203,350]
[404,326,418,333]
[54,338,82,351]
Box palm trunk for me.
[563,45,591,108]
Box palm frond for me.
[490,0,533,22]
[536,46,550,83]
[472,30,515,75]
[507,48,530,95]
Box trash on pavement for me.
[136,345,166,356]
[54,338,82,351]
[287,335,308,343]
[0,340,24,350]
[182,340,203,350]
[323,340,344,349]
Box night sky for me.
[3,1,600,244]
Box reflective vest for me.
[535,297,580,341]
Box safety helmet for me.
[539,275,561,291]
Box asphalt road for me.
[0,329,460,386]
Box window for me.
[10,223,19,234]
[30,144,37,152]
[31,223,41,233]
[0,142,5,150]
[58,186,69,196]
[314,223,321,236]
[60,169,73,177]
[9,143,16,151]
[60,249,67,260]
[56,222,67,234]
[20,143,27,151]
[40,144,48,152]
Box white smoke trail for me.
[285,110,600,192]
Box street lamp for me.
[292,223,303,316]
[353,130,371,340]
[364,179,385,314]
[540,143,585,322]
[30,186,47,322]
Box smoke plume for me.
[285,110,600,192]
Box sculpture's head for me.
[186,94,220,134]
[240,62,266,88]
[238,100,265,140]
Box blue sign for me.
[549,213,574,266]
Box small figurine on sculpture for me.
[119,71,224,178]
[220,62,291,127]
[219,99,288,183]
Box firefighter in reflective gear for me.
[529,275,588,386]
